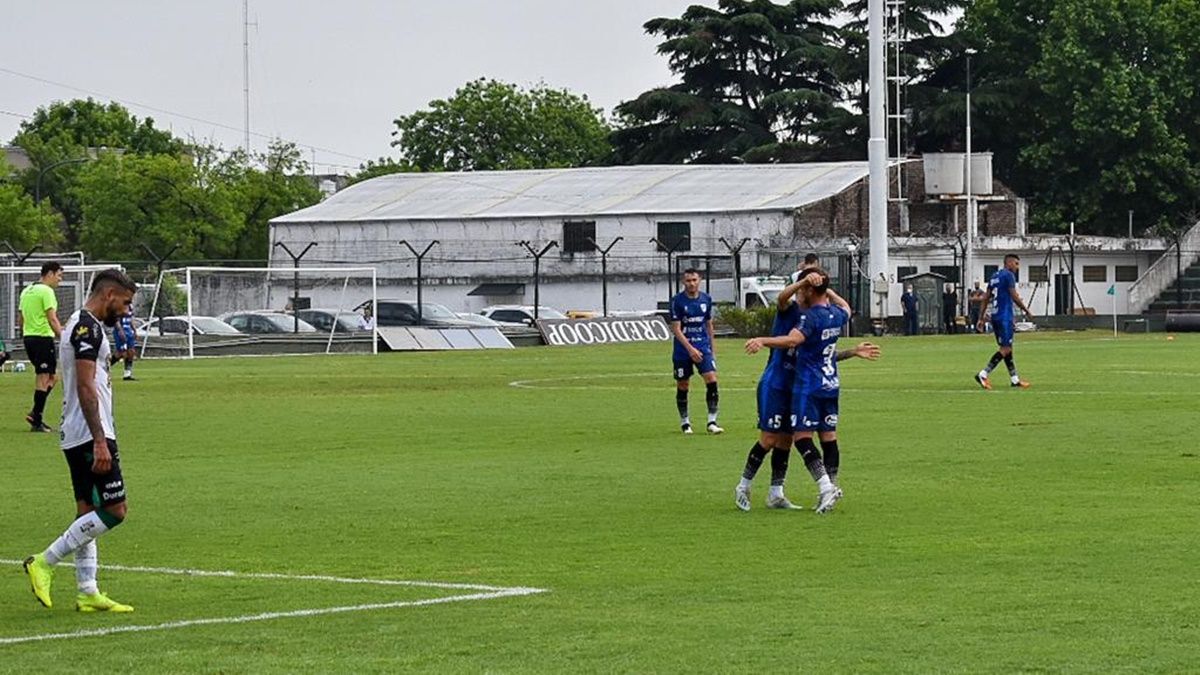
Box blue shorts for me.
[791,392,839,432]
[992,319,1014,348]
[756,381,792,433]
[673,352,716,380]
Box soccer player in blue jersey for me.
[739,269,877,511]
[974,254,1033,389]
[669,268,722,434]
[112,305,138,381]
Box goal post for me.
[1,265,126,358]
[147,266,378,358]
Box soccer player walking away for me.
[737,270,879,511]
[669,268,722,435]
[974,254,1034,390]
[112,305,138,381]
[17,261,64,432]
[23,268,139,613]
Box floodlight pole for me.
[399,240,439,325]
[586,236,623,316]
[273,241,318,333]
[867,0,890,321]
[517,240,558,321]
[719,237,751,307]
[35,157,90,206]
[141,242,181,336]
[649,236,690,305]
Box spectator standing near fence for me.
[943,283,958,334]
[18,262,64,432]
[968,282,986,332]
[901,284,919,336]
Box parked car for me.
[453,312,503,327]
[375,300,475,327]
[137,315,241,338]
[218,311,318,334]
[479,305,568,326]
[296,308,367,333]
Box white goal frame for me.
[150,266,378,359]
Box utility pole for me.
[243,0,254,156]
[868,0,890,321]
[649,236,690,306]
[398,240,439,325]
[586,236,623,316]
[273,241,317,333]
[719,237,751,307]
[517,241,558,321]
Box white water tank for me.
[923,153,994,195]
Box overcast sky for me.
[1,0,697,173]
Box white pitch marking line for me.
[507,375,1180,396]
[0,558,548,647]
[0,588,544,646]
[0,559,541,593]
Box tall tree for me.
[10,98,186,247]
[959,0,1200,233]
[392,79,611,171]
[611,0,843,164]
[0,159,59,249]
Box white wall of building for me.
[271,211,795,313]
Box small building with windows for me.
[268,161,1170,318]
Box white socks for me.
[816,475,835,494]
[768,484,784,500]
[738,477,753,490]
[74,540,99,595]
[44,511,110,566]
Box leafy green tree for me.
[392,79,611,171]
[227,140,323,259]
[71,153,237,261]
[611,0,843,164]
[959,0,1200,233]
[70,140,320,261]
[10,98,186,247]
[0,159,59,249]
[347,157,412,186]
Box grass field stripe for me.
[0,558,544,593]
[0,588,546,646]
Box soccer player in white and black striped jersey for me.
[22,269,138,613]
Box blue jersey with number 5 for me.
[792,304,848,399]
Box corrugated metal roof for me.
[272,162,871,223]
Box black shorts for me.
[63,438,127,508]
[23,336,57,375]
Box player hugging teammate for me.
[737,263,880,513]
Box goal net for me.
[145,266,378,358]
[1,265,123,363]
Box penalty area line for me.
[0,587,545,646]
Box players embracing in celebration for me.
[669,268,722,435]
[974,254,1033,390]
[741,268,873,512]
[23,268,139,613]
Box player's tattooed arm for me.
[75,359,111,473]
[976,291,993,330]
[835,342,880,362]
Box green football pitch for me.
[1,331,1197,672]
